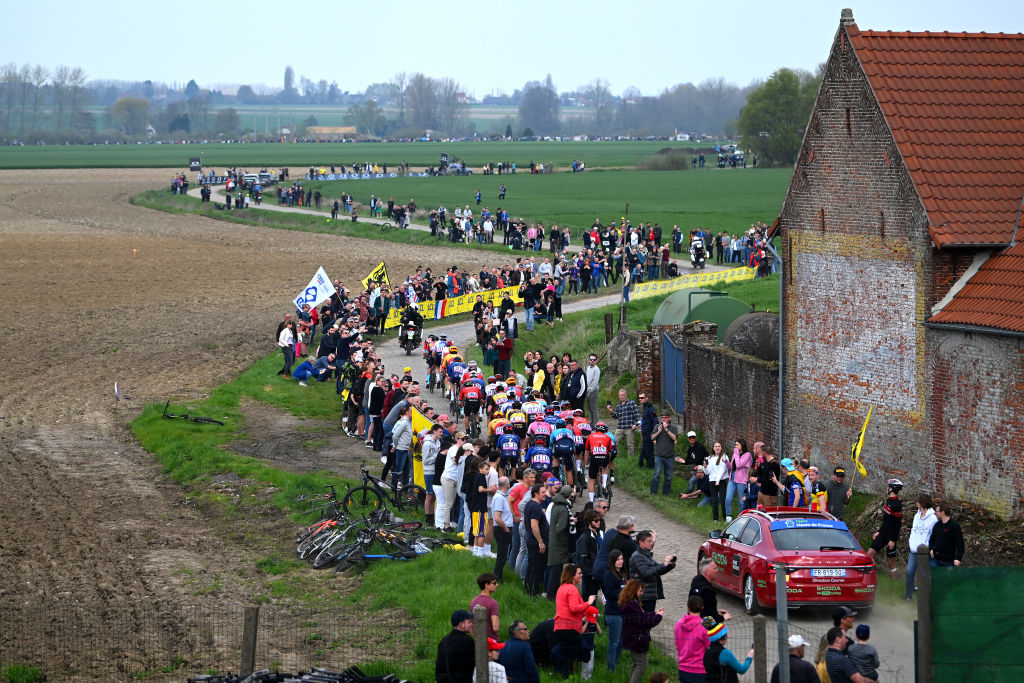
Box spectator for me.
[498,621,540,683]
[553,564,595,677]
[567,359,587,410]
[824,627,876,683]
[741,471,760,512]
[689,557,731,624]
[470,573,501,641]
[608,389,640,465]
[847,625,880,682]
[755,445,781,508]
[585,353,601,422]
[705,442,729,521]
[628,530,677,613]
[390,406,414,490]
[824,467,853,520]
[771,635,820,683]
[436,609,476,683]
[929,500,965,567]
[637,391,657,469]
[491,476,514,578]
[620,579,664,683]
[601,549,629,672]
[574,509,603,600]
[523,484,550,596]
[546,479,575,598]
[725,440,752,521]
[422,424,444,521]
[473,638,509,683]
[678,431,710,492]
[649,413,679,496]
[905,492,937,600]
[440,433,469,532]
[595,515,638,579]
[815,607,856,664]
[674,596,709,683]
[702,615,753,683]
[866,479,903,576]
[678,466,714,510]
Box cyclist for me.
[445,354,467,399]
[522,397,546,418]
[496,431,522,477]
[505,377,523,400]
[506,403,529,440]
[484,376,500,399]
[458,377,484,434]
[526,412,553,444]
[584,422,616,503]
[488,410,510,442]
[525,436,553,474]
[550,419,577,489]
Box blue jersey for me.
[447,361,467,381]
[497,434,521,462]
[526,445,553,473]
[550,428,576,455]
[544,414,561,426]
[785,476,807,507]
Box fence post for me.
[473,604,489,682]
[241,604,259,676]
[775,562,790,683]
[753,614,767,683]
[604,313,614,343]
[916,544,932,683]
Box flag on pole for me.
[293,266,336,311]
[433,299,448,320]
[361,261,390,290]
[849,405,871,478]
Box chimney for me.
[840,8,854,25]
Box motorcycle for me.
[399,322,421,355]
[690,239,707,269]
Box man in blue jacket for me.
[498,620,540,683]
[638,392,657,468]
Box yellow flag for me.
[361,261,390,290]
[409,406,434,488]
[849,405,871,478]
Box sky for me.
[6,0,1023,97]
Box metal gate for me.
[661,332,685,414]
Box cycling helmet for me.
[573,409,585,417]
[545,404,555,415]
[555,419,566,428]
[428,335,437,341]
[468,360,478,368]
[507,378,517,386]
[487,376,496,382]
[595,422,609,433]
[887,478,904,492]
[449,345,458,353]
[463,379,474,386]
[534,436,547,445]
[494,373,504,380]
[532,413,545,422]
[446,340,453,346]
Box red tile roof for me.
[928,242,1024,333]
[847,26,1024,248]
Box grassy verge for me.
[0,663,45,683]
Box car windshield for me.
[770,528,860,551]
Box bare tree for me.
[437,77,465,135]
[69,67,87,132]
[406,73,437,130]
[584,78,613,134]
[51,65,71,129]
[389,72,408,120]
[17,64,32,135]
[1,63,17,132]
[30,64,48,132]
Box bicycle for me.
[340,464,426,516]
[380,221,392,232]
[161,400,224,425]
[292,484,340,518]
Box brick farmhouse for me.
[777,10,1024,517]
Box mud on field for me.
[0,169,509,680]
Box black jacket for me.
[929,518,965,562]
[689,573,723,623]
[435,629,475,682]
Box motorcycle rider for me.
[399,304,424,351]
[689,236,707,269]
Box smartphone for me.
[671,555,678,563]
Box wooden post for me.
[473,604,489,682]
[604,313,614,343]
[916,544,932,683]
[240,604,259,676]
[753,614,767,683]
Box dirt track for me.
[0,168,510,679]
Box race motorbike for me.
[399,321,422,355]
[690,239,707,269]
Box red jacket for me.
[554,583,588,632]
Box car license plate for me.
[811,568,846,577]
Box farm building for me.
[306,126,357,141]
[776,9,1024,517]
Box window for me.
[739,521,762,546]
[770,528,859,551]
[723,518,749,542]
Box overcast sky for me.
[7,0,1022,96]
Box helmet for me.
[573,409,584,417]
[532,413,544,422]
[887,478,904,492]
[534,436,547,445]
[487,376,496,382]
[595,422,609,433]
[468,360,477,368]
[463,379,474,386]
[556,419,566,428]
[402,367,412,374]
[494,410,505,419]
[446,340,453,346]
[428,335,437,341]
[506,378,517,386]
[545,404,555,414]
[494,374,504,380]
[448,345,458,353]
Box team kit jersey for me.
[497,434,522,464]
[526,444,553,472]
[526,420,553,443]
[459,383,483,404]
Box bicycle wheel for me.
[396,484,426,510]
[342,485,384,516]
[312,534,355,569]
[300,527,340,560]
[296,525,331,557]
[381,222,392,232]
[333,544,366,574]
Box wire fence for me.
[0,602,413,682]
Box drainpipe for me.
[763,241,784,459]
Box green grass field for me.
[0,139,715,170]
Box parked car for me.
[698,507,876,615]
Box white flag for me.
[293,266,336,310]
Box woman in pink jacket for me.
[674,594,710,682]
[554,563,595,678]
[724,438,752,522]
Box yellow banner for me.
[383,285,524,330]
[630,266,756,300]
[361,261,390,290]
[410,405,437,488]
[850,405,871,478]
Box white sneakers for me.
[726,516,733,522]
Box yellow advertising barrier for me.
[629,266,756,300]
[383,285,524,330]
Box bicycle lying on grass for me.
[161,400,224,425]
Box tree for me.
[186,90,210,132]
[737,67,820,166]
[51,65,71,129]
[168,113,190,133]
[517,75,560,135]
[236,85,259,104]
[326,82,340,105]
[505,124,513,139]
[584,78,613,134]
[0,63,17,132]
[68,67,87,132]
[29,64,48,131]
[184,79,200,100]
[389,72,408,120]
[281,66,298,103]
[344,100,389,136]
[110,97,149,136]
[437,77,465,135]
[406,73,438,129]
[214,107,240,135]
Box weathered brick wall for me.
[778,22,1024,517]
[634,326,665,401]
[929,330,1024,518]
[684,333,779,449]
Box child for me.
[580,605,602,679]
[847,624,880,681]
[741,471,760,511]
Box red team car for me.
[698,507,877,615]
